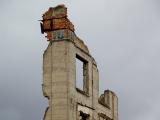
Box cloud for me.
[0,0,160,120]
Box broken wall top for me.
[41,4,92,55]
[43,4,67,19]
[41,4,74,32]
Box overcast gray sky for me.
[0,0,160,120]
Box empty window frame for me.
[76,55,89,94]
[79,111,89,120]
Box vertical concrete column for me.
[105,90,118,120]
[65,41,77,120]
[113,94,118,120]
[104,90,110,107]
[43,44,52,120]
[43,40,74,120]
[51,41,69,120]
[92,63,99,119]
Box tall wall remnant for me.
[40,4,118,120]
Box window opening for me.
[79,111,89,120]
[76,55,88,94]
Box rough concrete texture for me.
[41,4,118,120]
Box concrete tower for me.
[40,4,118,120]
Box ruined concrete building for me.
[40,4,118,120]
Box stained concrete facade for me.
[41,4,118,120]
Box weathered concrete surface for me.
[41,4,118,120]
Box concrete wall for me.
[41,4,118,120]
[42,39,118,120]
